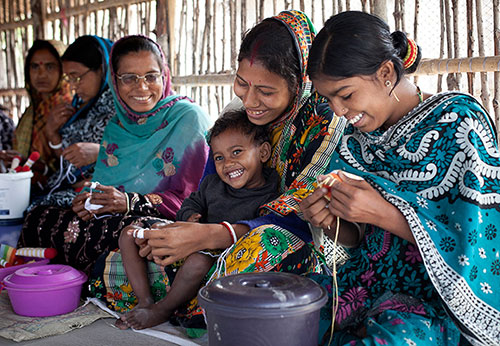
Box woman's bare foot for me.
[115,303,172,330]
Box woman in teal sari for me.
[19,35,211,275]
[300,11,500,345]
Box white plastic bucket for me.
[0,171,33,219]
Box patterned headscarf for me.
[92,35,210,195]
[261,10,346,215]
[267,10,316,173]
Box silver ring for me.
[325,204,329,209]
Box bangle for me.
[220,221,237,244]
[124,192,130,215]
[43,164,49,176]
[48,140,63,149]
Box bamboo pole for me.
[137,4,142,36]
[241,0,246,35]
[0,88,26,96]
[213,0,217,73]
[311,0,315,23]
[175,0,185,76]
[438,0,445,92]
[475,0,491,113]
[199,0,211,74]
[172,73,235,86]
[452,0,461,89]
[322,0,326,22]
[192,0,199,76]
[467,0,475,94]
[394,0,402,31]
[155,0,167,37]
[413,0,420,85]
[360,0,367,13]
[444,0,459,90]
[372,0,387,22]
[230,0,236,70]
[0,0,4,25]
[191,0,199,101]
[31,0,45,39]
[41,0,145,22]
[494,0,500,136]
[400,0,405,33]
[414,56,500,75]
[166,59,500,84]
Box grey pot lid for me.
[199,272,327,310]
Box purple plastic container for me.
[198,272,327,346]
[4,264,87,317]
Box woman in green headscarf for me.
[19,35,211,277]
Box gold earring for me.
[385,80,400,102]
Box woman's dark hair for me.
[25,40,62,82]
[62,35,104,71]
[307,11,422,87]
[238,19,301,94]
[111,36,163,73]
[208,109,269,147]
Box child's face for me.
[211,129,271,190]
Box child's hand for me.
[186,213,202,222]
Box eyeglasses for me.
[62,69,91,84]
[116,73,163,86]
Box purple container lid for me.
[199,272,327,310]
[4,264,86,290]
[0,258,49,283]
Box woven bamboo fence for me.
[0,0,499,138]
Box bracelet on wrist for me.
[220,221,237,244]
[48,140,63,150]
[124,192,130,215]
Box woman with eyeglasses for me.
[19,35,210,278]
[27,35,116,208]
[0,40,72,187]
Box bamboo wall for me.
[1,0,499,137]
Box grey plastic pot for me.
[198,272,327,346]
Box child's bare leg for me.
[122,252,215,330]
[115,225,154,329]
